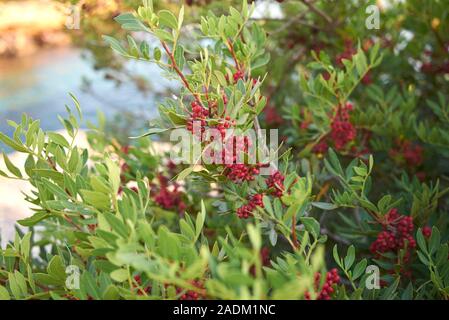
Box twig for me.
[300,0,332,24]
[292,215,299,249]
[160,40,202,104]
[227,39,241,70]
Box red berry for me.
[422,226,432,238]
[266,171,285,197]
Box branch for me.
[227,39,241,70]
[300,0,332,24]
[160,40,202,104]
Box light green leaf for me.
[0,286,10,300]
[158,10,178,30]
[2,152,22,178]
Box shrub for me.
[0,0,448,300]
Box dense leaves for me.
[1,0,449,300]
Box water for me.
[0,46,174,148]
[0,45,177,243]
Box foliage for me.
[1,0,449,300]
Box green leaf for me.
[381,277,400,300]
[34,273,63,286]
[102,35,127,56]
[0,286,10,300]
[80,190,110,210]
[353,166,367,176]
[0,132,28,153]
[252,52,270,70]
[47,132,70,148]
[154,29,173,42]
[195,200,206,241]
[106,158,121,196]
[110,269,128,283]
[174,45,185,70]
[129,127,170,139]
[154,47,162,61]
[299,217,320,239]
[0,169,9,178]
[103,285,120,300]
[283,201,300,222]
[102,213,128,238]
[344,245,355,270]
[247,224,261,250]
[69,92,82,119]
[166,110,187,125]
[178,6,184,30]
[17,212,50,227]
[2,152,22,178]
[114,13,137,25]
[333,245,342,267]
[47,256,66,282]
[157,226,180,260]
[416,250,429,265]
[262,195,274,216]
[81,272,101,300]
[176,167,193,181]
[14,271,27,297]
[180,219,195,240]
[158,10,178,29]
[214,70,227,87]
[311,202,338,210]
[352,259,367,280]
[20,232,32,262]
[140,41,150,60]
[8,273,21,299]
[416,228,427,254]
[429,227,440,255]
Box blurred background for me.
[1,0,448,244]
[0,0,175,242]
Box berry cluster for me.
[235,171,285,219]
[334,39,373,85]
[222,135,261,183]
[264,104,283,126]
[233,69,245,83]
[152,174,186,214]
[260,246,271,267]
[389,139,424,168]
[330,102,357,150]
[402,141,424,167]
[312,139,329,155]
[133,275,151,295]
[177,280,205,300]
[225,163,261,183]
[305,269,340,300]
[335,39,357,67]
[370,209,416,256]
[120,162,130,184]
[214,116,235,139]
[266,170,285,197]
[422,226,432,238]
[311,103,356,155]
[187,100,208,133]
[250,247,271,276]
[237,193,264,219]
